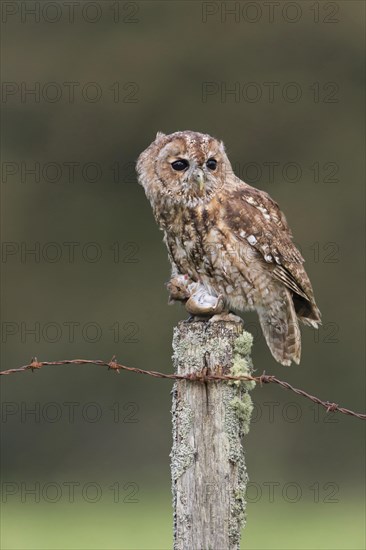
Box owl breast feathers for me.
[136,130,321,366]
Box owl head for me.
[136,131,234,206]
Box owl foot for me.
[209,312,243,324]
[185,314,208,323]
[185,288,225,316]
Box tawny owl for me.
[136,131,321,365]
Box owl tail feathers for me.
[258,293,301,366]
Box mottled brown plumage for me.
[136,131,321,365]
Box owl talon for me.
[185,314,207,323]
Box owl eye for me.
[206,158,217,170]
[171,159,189,171]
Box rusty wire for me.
[0,356,365,420]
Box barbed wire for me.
[0,356,365,420]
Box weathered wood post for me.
[171,319,255,550]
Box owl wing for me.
[223,184,321,322]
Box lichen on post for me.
[171,319,255,550]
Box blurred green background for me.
[1,1,365,548]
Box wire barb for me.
[0,358,365,420]
[108,355,120,374]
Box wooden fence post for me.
[171,319,255,550]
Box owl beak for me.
[193,169,205,191]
